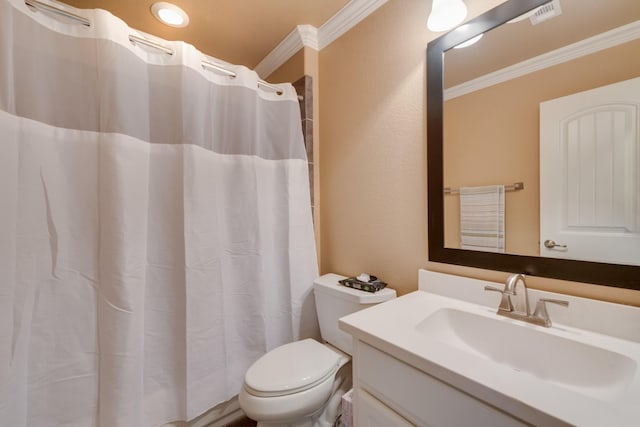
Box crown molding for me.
[445,20,640,100]
[298,24,319,50]
[254,25,310,78]
[317,0,388,50]
[255,0,388,78]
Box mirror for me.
[427,0,640,289]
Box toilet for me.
[238,273,396,426]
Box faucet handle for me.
[533,298,569,327]
[484,285,513,312]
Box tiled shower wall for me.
[293,75,314,221]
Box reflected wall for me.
[444,40,640,255]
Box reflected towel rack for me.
[444,182,524,195]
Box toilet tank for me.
[313,273,396,355]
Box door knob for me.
[544,239,567,249]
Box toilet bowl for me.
[238,273,396,426]
[239,339,351,426]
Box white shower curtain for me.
[0,1,319,426]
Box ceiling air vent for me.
[529,0,562,25]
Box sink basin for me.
[416,308,637,401]
[339,273,640,426]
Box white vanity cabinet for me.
[351,340,528,427]
[339,270,640,427]
[356,388,414,427]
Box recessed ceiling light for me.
[151,2,189,28]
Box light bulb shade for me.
[454,33,483,49]
[427,0,468,32]
[151,2,189,28]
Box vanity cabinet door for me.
[356,389,414,427]
[355,341,528,427]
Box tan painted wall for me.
[319,0,429,296]
[318,0,640,305]
[444,40,640,256]
[266,49,305,84]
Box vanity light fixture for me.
[427,0,468,32]
[151,2,189,28]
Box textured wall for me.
[444,40,640,256]
[318,0,640,305]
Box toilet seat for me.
[244,339,342,397]
[239,340,351,423]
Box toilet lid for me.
[244,339,341,397]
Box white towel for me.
[459,185,505,253]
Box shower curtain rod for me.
[25,0,90,26]
[25,0,286,96]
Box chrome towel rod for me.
[25,0,91,26]
[444,182,524,195]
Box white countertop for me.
[339,272,640,427]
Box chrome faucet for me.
[484,274,568,327]
[532,298,570,327]
[503,273,530,316]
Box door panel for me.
[540,77,640,266]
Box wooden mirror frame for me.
[426,0,640,290]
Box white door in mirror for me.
[540,77,640,266]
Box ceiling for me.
[445,0,640,87]
[54,0,639,84]
[56,0,352,69]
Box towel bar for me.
[444,182,524,195]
